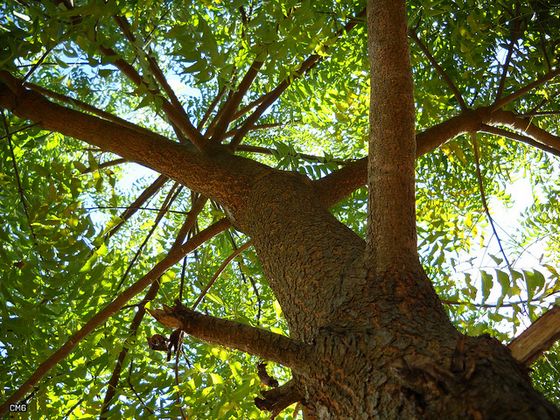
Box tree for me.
[1,0,560,417]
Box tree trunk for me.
[224,165,558,418]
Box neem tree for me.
[1,0,560,417]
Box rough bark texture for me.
[366,0,418,272]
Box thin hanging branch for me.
[82,158,127,173]
[0,218,230,416]
[126,362,156,416]
[106,175,168,239]
[100,278,162,417]
[470,133,512,274]
[191,240,252,310]
[409,31,467,110]
[111,183,182,295]
[495,3,522,101]
[1,112,38,244]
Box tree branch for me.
[0,219,230,417]
[191,240,252,309]
[470,133,512,274]
[488,109,560,151]
[0,71,269,210]
[1,112,38,244]
[83,158,127,173]
[198,86,226,130]
[100,278,162,417]
[228,8,366,149]
[111,183,182,295]
[492,67,560,110]
[409,31,467,110]
[495,3,523,101]
[313,103,560,207]
[106,175,168,239]
[254,379,301,416]
[150,302,311,370]
[210,59,265,143]
[111,15,204,149]
[314,107,491,207]
[479,125,560,157]
[102,192,209,415]
[508,306,560,365]
[236,143,351,164]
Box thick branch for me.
[488,109,560,151]
[150,303,310,370]
[254,379,301,415]
[508,306,560,365]
[0,71,270,210]
[0,219,230,417]
[366,0,432,271]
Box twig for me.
[409,31,467,110]
[1,112,39,244]
[105,175,168,239]
[23,44,56,82]
[198,86,226,130]
[100,279,161,417]
[62,397,85,420]
[495,3,522,101]
[0,123,39,141]
[82,158,127,173]
[470,133,513,275]
[126,362,155,415]
[174,330,187,420]
[228,8,366,149]
[111,183,182,295]
[192,241,252,310]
